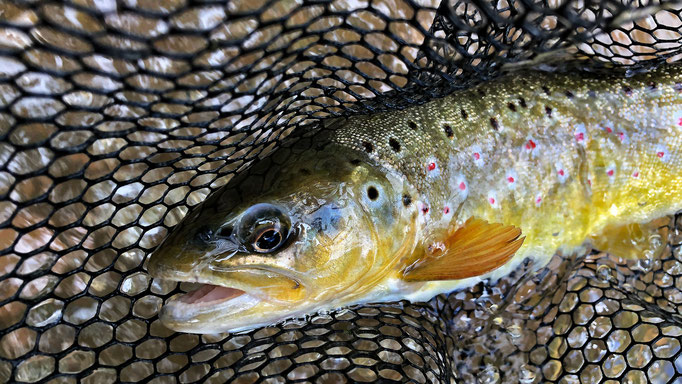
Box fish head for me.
[147,148,417,333]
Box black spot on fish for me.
[565,90,574,98]
[460,108,468,120]
[542,86,550,95]
[443,124,454,138]
[623,86,633,96]
[587,90,596,98]
[402,194,412,206]
[388,138,401,152]
[300,168,311,175]
[648,81,657,90]
[490,117,499,131]
[545,106,552,118]
[350,159,361,166]
[675,83,682,92]
[367,186,379,200]
[362,141,373,153]
[519,97,527,108]
[408,121,417,130]
[507,102,516,112]
[477,89,486,97]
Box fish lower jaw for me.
[175,284,246,306]
[159,288,262,334]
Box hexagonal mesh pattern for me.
[1,0,682,383]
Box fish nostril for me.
[196,227,214,243]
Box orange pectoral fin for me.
[402,217,525,281]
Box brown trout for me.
[148,65,682,333]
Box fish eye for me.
[237,203,291,254]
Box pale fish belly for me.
[332,65,682,293]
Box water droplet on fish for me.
[519,364,537,383]
[282,318,308,328]
[637,257,652,273]
[478,365,500,384]
[596,265,612,282]
[506,323,522,339]
[650,234,662,247]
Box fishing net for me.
[1,0,682,382]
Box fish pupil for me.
[367,186,379,200]
[256,229,282,251]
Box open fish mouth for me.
[158,281,262,332]
[175,284,246,306]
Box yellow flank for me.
[334,65,682,270]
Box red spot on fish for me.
[422,206,429,214]
[587,178,592,186]
[489,197,496,205]
[507,176,515,183]
[558,169,565,176]
[525,140,536,150]
[617,132,625,141]
[633,171,639,178]
[473,152,481,160]
[607,169,614,176]
[575,132,584,141]
[459,182,466,190]
[535,196,542,204]
[678,117,682,126]
[657,151,665,158]
[443,206,450,214]
[605,127,613,133]
[427,162,436,171]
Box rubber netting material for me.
[1,0,682,383]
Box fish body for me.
[148,65,682,333]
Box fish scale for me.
[332,65,682,282]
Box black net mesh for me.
[1,0,682,383]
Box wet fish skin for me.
[147,143,419,333]
[148,65,682,333]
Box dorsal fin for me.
[402,217,525,281]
